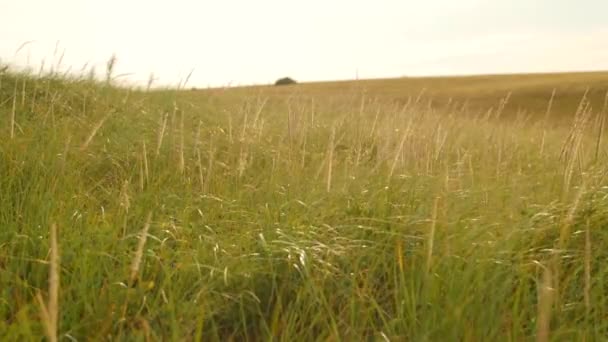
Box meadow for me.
[1,64,608,341]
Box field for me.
[1,66,608,340]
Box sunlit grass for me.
[1,64,608,340]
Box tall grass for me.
[1,65,608,340]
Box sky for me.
[1,0,607,87]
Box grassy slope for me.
[198,71,608,121]
[1,69,608,341]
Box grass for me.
[1,64,608,340]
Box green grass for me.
[2,66,608,341]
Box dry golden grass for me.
[36,223,60,342]
[3,67,608,340]
[536,265,553,342]
[192,71,608,122]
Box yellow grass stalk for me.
[195,120,203,147]
[197,148,205,192]
[414,88,427,105]
[552,181,586,309]
[10,81,17,139]
[326,125,336,192]
[287,105,294,157]
[561,98,591,195]
[129,212,153,286]
[120,180,131,237]
[496,139,503,179]
[48,223,59,335]
[139,158,145,191]
[178,110,185,174]
[205,146,215,193]
[238,146,248,179]
[300,123,308,169]
[240,108,249,142]
[156,112,168,156]
[60,135,71,172]
[368,110,379,139]
[81,113,111,151]
[494,91,511,120]
[310,98,316,127]
[536,266,553,342]
[21,77,27,108]
[584,218,591,312]
[251,97,267,132]
[388,120,414,181]
[142,141,149,185]
[539,89,556,156]
[559,182,586,252]
[30,78,39,113]
[81,92,87,119]
[425,197,440,276]
[37,223,60,342]
[237,109,250,178]
[433,125,448,163]
[228,110,234,144]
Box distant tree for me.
[275,77,297,86]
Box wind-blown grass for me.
[1,65,608,340]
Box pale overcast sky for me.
[1,0,607,87]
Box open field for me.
[1,67,608,340]
[196,72,608,121]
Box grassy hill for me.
[193,71,608,121]
[1,67,608,340]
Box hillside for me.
[194,71,608,122]
[1,68,608,340]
